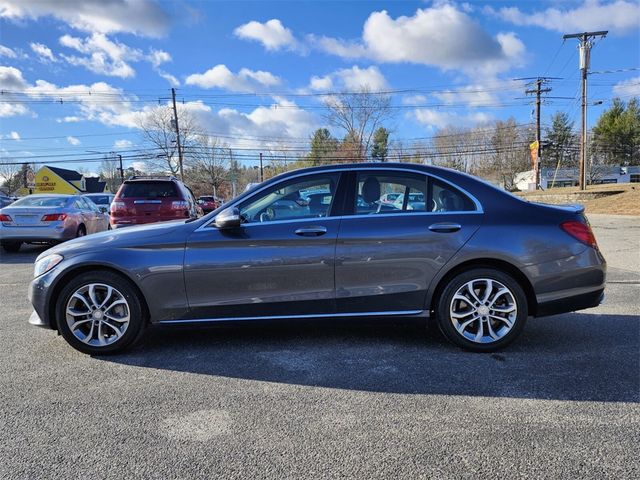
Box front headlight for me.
[34,254,63,278]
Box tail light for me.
[561,220,598,248]
[110,201,126,216]
[171,200,188,209]
[0,214,12,222]
[41,213,67,222]
[171,200,190,217]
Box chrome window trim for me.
[194,166,483,233]
[158,309,424,324]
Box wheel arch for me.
[428,258,537,317]
[47,264,150,330]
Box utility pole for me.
[259,152,264,182]
[116,154,124,184]
[171,87,184,180]
[563,31,608,190]
[525,78,552,189]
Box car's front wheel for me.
[56,271,146,355]
[436,268,528,352]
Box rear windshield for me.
[85,195,111,205]
[119,181,179,199]
[11,196,69,207]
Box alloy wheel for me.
[65,283,130,347]
[449,278,517,344]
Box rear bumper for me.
[524,245,606,317]
[0,224,73,242]
[536,288,604,317]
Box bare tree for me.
[0,159,24,194]
[323,87,393,161]
[99,157,121,193]
[137,104,199,175]
[187,136,230,197]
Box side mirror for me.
[98,206,108,214]
[215,207,242,229]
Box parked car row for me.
[0,176,217,252]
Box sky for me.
[0,0,639,173]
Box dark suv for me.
[110,176,200,228]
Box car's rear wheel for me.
[436,268,528,352]
[56,271,146,355]
[76,225,86,237]
[1,241,22,253]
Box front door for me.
[335,170,482,314]
[183,172,342,320]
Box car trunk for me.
[3,207,65,226]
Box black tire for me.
[55,271,146,355]
[435,268,528,352]
[1,241,22,253]
[76,225,86,237]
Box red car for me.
[197,195,221,214]
[110,176,200,228]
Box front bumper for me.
[28,266,60,329]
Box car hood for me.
[37,220,193,261]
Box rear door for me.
[335,170,483,314]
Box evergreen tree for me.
[371,127,390,162]
[592,97,640,165]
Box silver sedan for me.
[0,194,109,253]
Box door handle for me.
[428,222,462,233]
[295,226,327,236]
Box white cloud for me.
[158,71,179,86]
[0,0,169,37]
[309,75,333,91]
[9,131,20,140]
[308,66,388,92]
[309,5,525,74]
[59,33,141,78]
[0,103,29,117]
[0,65,28,89]
[2,66,320,148]
[185,64,282,92]
[402,94,427,105]
[487,0,640,34]
[413,109,493,129]
[56,116,82,123]
[613,76,640,97]
[114,139,133,149]
[30,42,56,62]
[0,44,17,58]
[67,136,81,145]
[148,49,171,68]
[234,19,303,52]
[433,84,499,108]
[131,161,147,172]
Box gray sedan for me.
[27,163,606,355]
[0,194,109,253]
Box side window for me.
[239,173,340,223]
[429,178,476,212]
[73,198,85,210]
[354,171,428,215]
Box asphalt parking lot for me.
[1,214,638,479]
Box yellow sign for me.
[529,141,539,166]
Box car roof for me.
[22,194,73,198]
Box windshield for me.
[85,195,112,205]
[119,181,178,198]
[11,196,69,207]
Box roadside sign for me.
[26,168,36,188]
